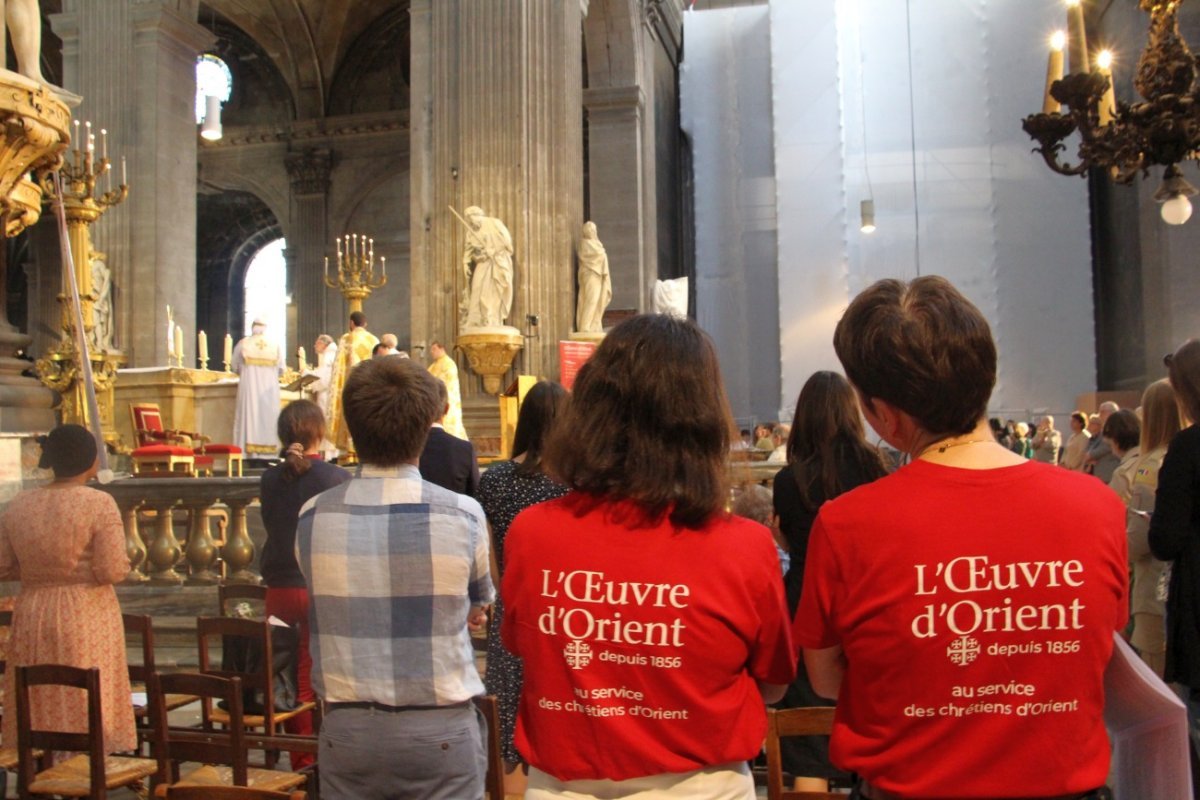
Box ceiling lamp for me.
[195,54,232,142]
[1022,0,1200,225]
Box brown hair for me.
[1140,378,1183,453]
[544,314,732,528]
[349,310,366,328]
[1102,409,1141,453]
[834,276,996,436]
[276,400,327,481]
[786,371,889,512]
[1069,410,1088,431]
[513,381,569,477]
[342,356,442,466]
[1167,339,1200,425]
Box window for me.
[243,238,288,355]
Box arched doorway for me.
[242,238,288,354]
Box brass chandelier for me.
[1023,0,1200,224]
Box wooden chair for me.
[123,615,199,746]
[196,617,315,769]
[162,786,306,799]
[149,671,305,797]
[14,664,158,799]
[473,695,504,800]
[218,583,268,618]
[764,706,841,800]
[130,402,243,477]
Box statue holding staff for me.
[451,205,514,329]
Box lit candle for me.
[1096,49,1117,126]
[174,325,184,364]
[223,333,233,368]
[85,120,92,154]
[121,156,127,185]
[73,119,80,149]
[324,256,330,281]
[1065,0,1089,75]
[101,128,107,162]
[298,346,306,370]
[337,237,342,258]
[198,330,208,365]
[381,255,386,277]
[1044,31,1066,114]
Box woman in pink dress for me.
[0,424,135,755]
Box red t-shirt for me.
[795,459,1128,798]
[501,495,796,781]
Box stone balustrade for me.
[95,477,261,586]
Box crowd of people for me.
[1,275,1198,799]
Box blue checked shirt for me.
[295,462,494,706]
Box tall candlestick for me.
[174,325,184,366]
[1044,31,1066,114]
[198,330,209,365]
[1096,49,1117,126]
[224,333,233,369]
[1065,0,1089,75]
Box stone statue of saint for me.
[575,221,612,334]
[89,256,113,352]
[460,206,514,328]
[0,0,47,84]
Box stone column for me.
[52,1,213,367]
[410,0,583,389]
[584,85,647,313]
[284,149,332,351]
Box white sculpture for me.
[89,256,113,352]
[460,206,514,328]
[652,276,688,319]
[575,221,612,334]
[0,0,46,84]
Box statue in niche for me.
[0,0,47,84]
[459,206,514,328]
[575,221,612,334]
[89,255,113,352]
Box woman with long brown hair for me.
[259,399,349,767]
[771,371,887,791]
[502,314,795,799]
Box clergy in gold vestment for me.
[231,320,284,456]
[428,341,468,440]
[326,311,380,453]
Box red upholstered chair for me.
[130,403,242,477]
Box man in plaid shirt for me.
[296,356,494,799]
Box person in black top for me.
[1149,338,1200,798]
[259,399,350,768]
[771,370,888,791]
[419,379,480,496]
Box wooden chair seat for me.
[161,785,306,799]
[208,701,315,730]
[171,763,306,793]
[765,706,841,800]
[26,753,157,796]
[133,691,200,717]
[0,745,19,769]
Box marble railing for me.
[96,477,261,586]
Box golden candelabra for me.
[35,120,129,443]
[324,233,386,315]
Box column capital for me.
[285,148,333,196]
[583,85,645,116]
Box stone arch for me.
[202,8,297,125]
[196,190,281,343]
[327,6,410,116]
[582,0,643,90]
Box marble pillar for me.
[410,0,583,390]
[52,1,213,368]
[284,149,332,352]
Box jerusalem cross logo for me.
[947,635,980,666]
[563,640,593,670]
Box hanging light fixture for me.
[195,54,232,142]
[1022,0,1200,225]
[860,199,876,233]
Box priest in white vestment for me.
[231,319,283,457]
[306,334,338,458]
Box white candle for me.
[1066,0,1089,75]
[174,325,184,364]
[1096,49,1117,126]
[381,255,386,277]
[198,330,208,364]
[85,120,93,154]
[324,256,330,281]
[121,156,127,185]
[298,346,306,370]
[223,333,233,367]
[101,128,107,161]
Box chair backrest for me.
[217,584,268,618]
[130,403,166,446]
[123,613,156,685]
[195,616,277,727]
[765,706,840,800]
[163,786,304,800]
[15,664,105,800]
[473,696,504,800]
[150,671,247,786]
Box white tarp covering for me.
[683,0,1095,423]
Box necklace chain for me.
[916,438,991,460]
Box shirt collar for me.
[356,462,420,479]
